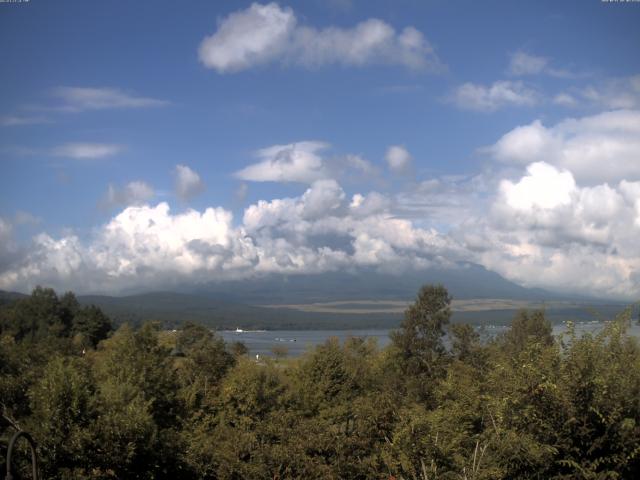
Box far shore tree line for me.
[1,285,639,479]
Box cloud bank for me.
[460,162,640,299]
[2,110,640,300]
[0,181,455,294]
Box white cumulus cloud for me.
[199,2,296,73]
[508,51,549,76]
[451,81,539,112]
[0,181,460,294]
[198,2,442,73]
[499,162,576,211]
[452,161,640,299]
[344,154,377,176]
[489,109,640,184]
[395,174,490,225]
[175,165,205,200]
[553,93,579,108]
[4,106,640,300]
[553,76,640,110]
[507,51,573,78]
[15,211,42,226]
[235,141,328,183]
[103,181,155,209]
[385,145,412,173]
[581,75,640,109]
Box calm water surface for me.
[219,322,640,357]
[219,329,392,357]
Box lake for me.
[219,321,640,357]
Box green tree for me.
[229,340,249,357]
[500,309,553,355]
[450,323,481,363]
[59,291,80,318]
[390,284,452,403]
[553,315,640,478]
[0,287,71,341]
[72,305,112,347]
[90,323,185,478]
[297,338,358,415]
[184,357,289,479]
[175,322,234,410]
[27,356,96,479]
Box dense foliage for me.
[1,285,639,479]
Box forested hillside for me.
[1,286,639,479]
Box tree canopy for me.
[1,285,639,479]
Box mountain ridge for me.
[1,263,628,330]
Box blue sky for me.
[1,0,640,298]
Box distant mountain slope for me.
[77,291,401,330]
[3,263,626,330]
[76,290,628,331]
[84,262,613,329]
[0,290,27,306]
[190,263,570,305]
